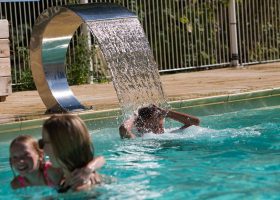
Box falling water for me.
[87,18,167,116]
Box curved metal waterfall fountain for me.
[30,3,166,114]
[30,4,136,113]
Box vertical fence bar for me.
[213,1,220,63]
[261,0,265,61]
[161,0,167,70]
[18,2,25,70]
[156,0,163,69]
[197,0,201,66]
[245,0,250,63]
[236,1,242,64]
[172,0,178,69]
[228,0,239,66]
[266,0,270,60]
[242,1,247,63]
[23,3,29,55]
[204,1,209,65]
[271,0,274,60]
[219,3,225,63]
[248,0,252,62]
[268,0,272,60]
[180,1,186,68]
[177,0,182,68]
[251,0,256,62]
[164,0,171,69]
[186,0,191,68]
[14,3,21,78]
[275,0,280,59]
[224,3,230,63]
[200,1,204,66]
[190,0,195,67]
[256,0,261,61]
[147,0,153,55]
[152,0,159,69]
[9,3,17,84]
[272,0,276,60]
[207,2,214,64]
[264,0,268,60]
[168,0,173,70]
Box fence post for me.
[228,0,239,66]
[80,0,94,84]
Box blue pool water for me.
[0,103,280,199]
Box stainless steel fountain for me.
[30,3,166,114]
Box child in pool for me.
[41,114,103,192]
[119,104,200,139]
[10,134,105,190]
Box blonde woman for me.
[41,114,103,192]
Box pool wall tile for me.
[178,95,228,108]
[271,87,280,95]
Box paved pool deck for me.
[0,62,280,124]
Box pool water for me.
[0,104,280,199]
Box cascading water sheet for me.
[88,18,167,115]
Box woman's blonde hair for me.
[42,114,94,172]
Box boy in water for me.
[119,104,200,139]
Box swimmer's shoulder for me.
[45,165,64,186]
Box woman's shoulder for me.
[44,162,63,186]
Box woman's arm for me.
[74,173,101,192]
[166,110,200,128]
[84,156,105,173]
[64,156,105,189]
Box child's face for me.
[10,142,41,176]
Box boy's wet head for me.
[138,105,156,120]
[138,104,166,121]
[135,105,166,134]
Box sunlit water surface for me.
[0,105,279,199]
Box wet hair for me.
[138,106,157,120]
[135,104,166,129]
[42,114,94,172]
[9,135,43,178]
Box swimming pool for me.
[0,96,280,199]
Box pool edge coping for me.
[1,87,280,134]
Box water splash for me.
[142,125,262,141]
[88,18,167,116]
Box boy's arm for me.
[119,117,136,139]
[166,110,200,128]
